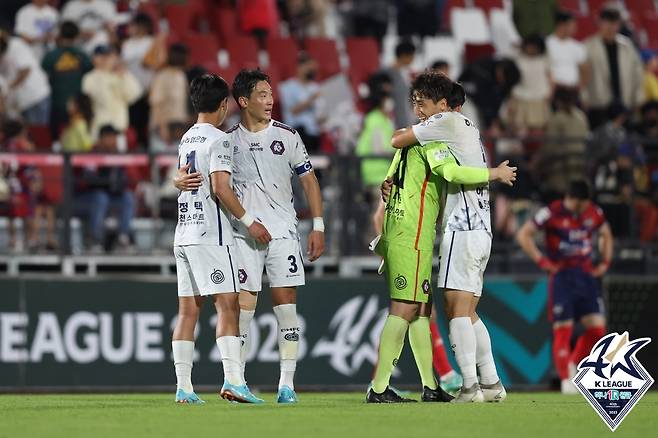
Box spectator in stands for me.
[42,21,93,140]
[75,124,134,252]
[356,72,394,201]
[349,0,390,48]
[61,93,93,152]
[505,35,552,135]
[538,87,589,203]
[512,0,557,38]
[458,57,520,129]
[237,0,279,48]
[546,10,587,91]
[584,7,644,129]
[283,0,329,39]
[3,119,57,250]
[14,0,59,62]
[280,52,322,152]
[592,143,632,238]
[149,43,189,152]
[396,0,438,39]
[61,0,117,55]
[122,13,162,149]
[82,44,141,151]
[588,103,628,179]
[0,29,51,124]
[642,50,658,103]
[381,39,416,129]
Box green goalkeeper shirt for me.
[382,141,489,251]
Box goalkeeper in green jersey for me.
[366,73,516,403]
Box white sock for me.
[216,336,244,386]
[449,317,478,388]
[239,309,255,374]
[472,319,499,385]
[172,340,194,393]
[273,304,299,390]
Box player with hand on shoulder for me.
[175,69,324,404]
[172,74,266,405]
[389,73,512,403]
[367,72,515,403]
[516,181,612,394]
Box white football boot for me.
[451,383,485,403]
[481,380,507,402]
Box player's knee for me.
[239,290,258,311]
[271,287,297,306]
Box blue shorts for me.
[549,267,604,322]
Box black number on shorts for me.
[288,255,298,273]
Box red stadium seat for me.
[28,125,52,150]
[37,164,63,204]
[627,0,658,16]
[574,15,597,40]
[225,36,260,69]
[266,37,299,80]
[345,37,380,85]
[165,4,194,36]
[464,43,495,63]
[473,0,503,15]
[203,63,239,85]
[558,0,582,15]
[304,38,341,80]
[213,8,240,44]
[644,16,658,48]
[183,32,220,66]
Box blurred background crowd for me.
[0,0,657,258]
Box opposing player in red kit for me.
[516,181,613,394]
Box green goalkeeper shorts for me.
[377,239,433,303]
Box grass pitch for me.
[1,392,656,438]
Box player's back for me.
[227,120,312,239]
[383,146,442,251]
[412,111,491,234]
[174,123,234,247]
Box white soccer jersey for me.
[227,120,313,239]
[174,123,235,246]
[412,111,491,235]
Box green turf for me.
[1,392,656,438]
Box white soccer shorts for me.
[437,230,492,297]
[234,237,305,292]
[174,245,240,296]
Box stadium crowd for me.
[0,0,657,253]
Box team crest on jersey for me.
[223,140,230,149]
[238,269,248,284]
[573,332,653,431]
[270,140,285,155]
[394,274,407,290]
[210,269,225,284]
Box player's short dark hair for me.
[167,43,188,67]
[190,73,229,113]
[395,39,416,58]
[232,69,270,104]
[410,71,453,104]
[567,180,591,200]
[448,82,466,108]
[522,34,546,54]
[599,7,621,22]
[99,124,119,137]
[134,13,154,34]
[555,10,575,25]
[59,21,79,40]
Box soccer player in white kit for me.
[175,69,324,403]
[172,74,271,404]
[391,72,507,403]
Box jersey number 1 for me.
[186,150,198,195]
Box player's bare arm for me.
[516,221,558,273]
[299,171,325,262]
[173,164,203,191]
[391,127,417,149]
[210,171,272,245]
[591,222,613,277]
